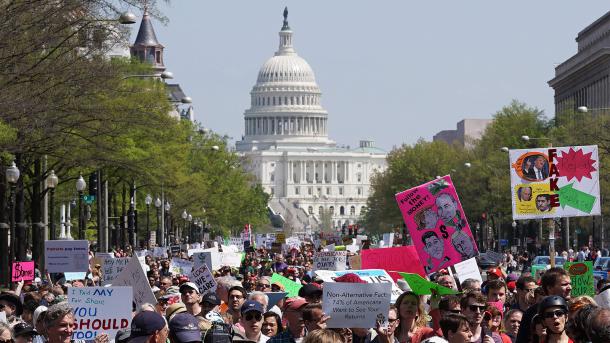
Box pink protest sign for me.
[395,175,479,274]
[360,246,426,278]
[12,261,35,282]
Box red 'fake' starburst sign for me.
[555,148,597,182]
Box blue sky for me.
[130,2,609,150]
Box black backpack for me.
[203,322,233,343]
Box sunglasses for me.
[543,310,566,319]
[448,309,462,314]
[388,318,398,323]
[257,283,271,288]
[468,305,487,313]
[245,313,262,321]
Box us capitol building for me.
[236,9,387,233]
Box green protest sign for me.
[563,261,594,297]
[397,272,459,296]
[531,265,547,281]
[271,273,302,298]
[556,183,596,213]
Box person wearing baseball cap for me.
[0,292,23,325]
[297,284,322,304]
[179,282,202,318]
[268,298,307,343]
[233,301,268,343]
[168,312,201,343]
[129,311,169,343]
[200,293,221,318]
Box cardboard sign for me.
[101,257,130,285]
[193,251,213,272]
[315,269,403,302]
[216,252,242,269]
[270,273,302,298]
[45,240,89,273]
[65,272,87,281]
[395,176,479,274]
[111,256,156,308]
[398,273,458,296]
[12,261,35,282]
[190,264,217,295]
[322,282,392,328]
[68,287,132,340]
[153,247,168,258]
[349,255,362,270]
[276,233,286,244]
[509,146,600,219]
[449,257,482,286]
[313,251,347,271]
[360,246,426,277]
[564,261,594,297]
[170,258,193,275]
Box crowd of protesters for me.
[1,241,610,343]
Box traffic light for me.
[89,172,98,196]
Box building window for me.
[329,206,335,215]
[308,187,313,195]
[270,173,274,182]
[318,206,323,215]
[339,187,343,195]
[326,187,331,195]
[340,206,345,215]
[357,173,362,182]
[295,187,300,195]
[308,206,313,215]
[357,187,362,195]
[350,206,356,215]
[155,51,161,63]
[361,206,367,214]
[357,163,361,168]
[270,163,275,167]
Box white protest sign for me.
[187,248,207,257]
[285,236,301,250]
[594,286,610,309]
[315,269,403,302]
[216,252,242,269]
[322,282,391,328]
[64,272,88,281]
[313,251,347,271]
[449,257,483,286]
[323,244,335,252]
[111,256,156,308]
[153,247,168,258]
[45,240,89,273]
[193,251,213,271]
[170,258,193,275]
[102,257,130,285]
[382,233,394,248]
[134,250,150,257]
[229,237,243,251]
[95,252,114,259]
[190,264,217,295]
[68,286,132,340]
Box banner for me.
[360,246,426,277]
[564,261,594,297]
[322,282,391,329]
[315,269,403,302]
[68,286,131,340]
[45,240,89,273]
[111,256,156,308]
[190,264,217,295]
[12,261,35,282]
[101,257,130,286]
[170,258,193,275]
[509,146,600,219]
[395,176,479,274]
[313,251,347,271]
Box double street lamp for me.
[181,209,188,243]
[6,162,20,263]
[154,197,162,247]
[145,194,152,249]
[46,170,59,240]
[76,175,86,240]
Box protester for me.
[0,292,24,326]
[501,309,522,343]
[302,329,343,343]
[537,296,570,343]
[372,306,400,343]
[43,303,74,343]
[262,312,283,338]
[168,312,202,343]
[179,282,203,318]
[395,291,435,343]
[460,291,501,343]
[267,297,307,343]
[0,323,12,343]
[513,276,536,312]
[437,313,473,343]
[233,300,268,343]
[301,303,328,332]
[130,311,169,343]
[226,286,247,325]
[586,307,610,343]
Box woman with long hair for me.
[394,291,434,343]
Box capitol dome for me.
[236,8,334,152]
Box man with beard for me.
[460,292,500,343]
[233,301,268,343]
[227,286,247,325]
[516,268,571,343]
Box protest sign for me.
[382,233,394,248]
[68,286,131,340]
[153,247,168,258]
[564,261,594,297]
[531,265,548,281]
[397,273,458,296]
[395,176,479,274]
[193,251,213,271]
[170,245,181,254]
[449,257,482,287]
[360,246,426,277]
[271,273,302,297]
[12,261,34,282]
[266,292,288,307]
[276,233,286,243]
[322,282,391,329]
[102,257,130,285]
[594,285,610,309]
[45,240,89,273]
[315,269,403,302]
[190,264,217,295]
[187,248,207,257]
[170,258,193,275]
[0,312,5,324]
[324,244,335,252]
[65,272,87,281]
[111,256,156,308]
[285,236,301,250]
[509,146,601,220]
[349,255,362,270]
[313,251,347,271]
[216,252,242,269]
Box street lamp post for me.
[187,214,193,244]
[46,170,59,240]
[6,162,20,263]
[181,210,188,243]
[154,197,162,247]
[145,194,152,249]
[165,201,171,245]
[75,175,86,240]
